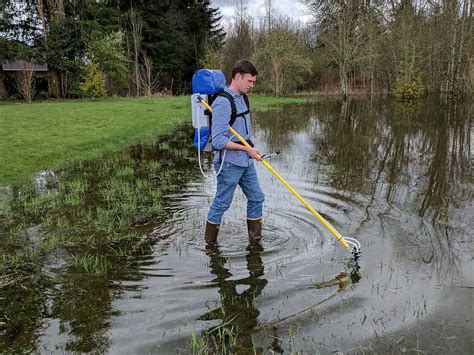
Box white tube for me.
[196,134,235,178]
[197,127,207,178]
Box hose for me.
[196,126,230,178]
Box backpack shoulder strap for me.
[243,93,250,111]
[218,91,238,127]
[234,93,250,119]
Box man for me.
[205,60,265,244]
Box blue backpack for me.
[191,69,251,150]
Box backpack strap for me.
[218,91,250,127]
[233,93,250,124]
[243,93,250,112]
[217,91,237,126]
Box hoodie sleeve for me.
[211,97,233,150]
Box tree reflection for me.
[406,102,471,277]
[50,273,112,352]
[312,98,471,277]
[416,102,471,220]
[200,242,268,353]
[313,99,381,193]
[255,262,361,353]
[255,104,316,153]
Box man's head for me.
[230,59,258,94]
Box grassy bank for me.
[0,95,309,185]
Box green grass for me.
[72,253,110,275]
[0,95,310,185]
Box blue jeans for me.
[207,162,265,224]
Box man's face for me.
[235,73,257,93]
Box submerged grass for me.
[72,253,110,276]
[187,324,312,354]
[189,332,209,354]
[5,128,196,247]
[0,95,310,185]
[188,326,239,355]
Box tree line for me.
[216,0,472,101]
[0,0,224,100]
[1,0,472,102]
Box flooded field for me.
[0,98,472,353]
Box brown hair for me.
[231,59,258,79]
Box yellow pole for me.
[197,96,349,249]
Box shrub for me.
[394,68,424,100]
[80,63,106,98]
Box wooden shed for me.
[0,60,48,98]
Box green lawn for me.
[0,95,310,185]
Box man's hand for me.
[223,141,262,160]
[246,147,262,161]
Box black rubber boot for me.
[205,220,220,244]
[247,218,262,241]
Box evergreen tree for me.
[0,0,225,97]
[119,0,225,93]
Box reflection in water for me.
[262,262,361,331]
[311,99,471,272]
[200,242,267,353]
[200,240,362,354]
[310,265,361,291]
[252,98,471,352]
[49,273,112,352]
[256,104,315,154]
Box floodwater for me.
[1,98,473,353]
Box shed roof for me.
[2,60,48,71]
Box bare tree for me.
[16,69,35,103]
[129,9,142,97]
[60,70,69,98]
[223,1,255,76]
[35,0,61,97]
[438,0,473,100]
[140,52,160,97]
[358,2,383,96]
[42,0,65,98]
[308,0,363,99]
[264,0,276,32]
[253,20,312,96]
[49,0,65,25]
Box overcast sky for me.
[210,0,311,26]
